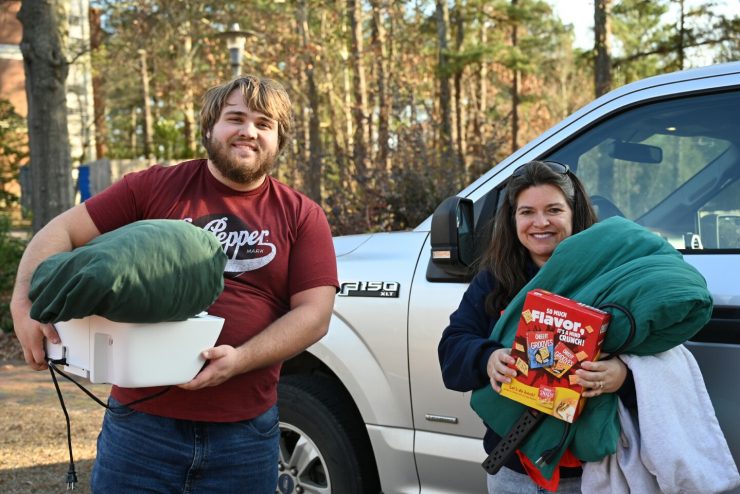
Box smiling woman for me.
[437,161,629,493]
[483,161,596,310]
[514,184,573,267]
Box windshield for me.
[547,90,740,251]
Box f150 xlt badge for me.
[338,281,400,298]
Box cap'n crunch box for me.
[500,289,610,423]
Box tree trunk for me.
[594,0,612,97]
[348,0,369,181]
[371,0,390,171]
[472,5,488,165]
[18,0,73,233]
[436,0,455,166]
[342,45,353,187]
[138,49,154,159]
[297,0,323,203]
[594,0,613,199]
[323,59,350,191]
[129,107,137,154]
[322,37,351,193]
[453,1,466,183]
[89,7,108,159]
[180,21,197,156]
[677,0,686,70]
[511,0,520,154]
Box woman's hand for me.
[575,357,628,398]
[486,348,517,393]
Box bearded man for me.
[10,75,338,493]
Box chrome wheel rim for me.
[276,422,331,494]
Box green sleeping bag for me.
[29,219,227,324]
[470,217,713,479]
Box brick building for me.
[0,0,98,213]
[1,0,97,160]
[0,1,25,117]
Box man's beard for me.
[205,137,276,185]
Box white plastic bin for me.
[45,314,225,387]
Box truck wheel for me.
[277,375,379,494]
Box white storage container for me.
[45,314,225,387]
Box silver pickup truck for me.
[276,62,740,494]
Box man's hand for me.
[178,285,335,391]
[178,345,239,390]
[10,297,59,370]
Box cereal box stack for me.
[499,289,610,423]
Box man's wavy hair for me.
[481,160,597,315]
[199,75,294,153]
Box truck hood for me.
[332,230,430,299]
[333,233,374,257]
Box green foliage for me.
[0,99,28,212]
[443,46,489,76]
[153,117,187,160]
[0,103,29,332]
[383,166,457,231]
[611,0,738,83]
[612,0,672,83]
[713,14,740,62]
[0,215,26,333]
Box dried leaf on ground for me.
[0,350,110,494]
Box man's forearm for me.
[234,285,335,374]
[10,226,80,366]
[10,221,80,320]
[11,207,97,310]
[11,204,101,368]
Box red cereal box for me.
[500,289,610,422]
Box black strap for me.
[597,303,636,357]
[481,408,544,475]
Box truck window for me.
[547,90,740,251]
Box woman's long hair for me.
[481,161,597,315]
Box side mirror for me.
[429,196,475,279]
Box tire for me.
[277,375,380,494]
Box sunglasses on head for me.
[512,160,570,177]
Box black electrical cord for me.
[48,362,78,490]
[536,422,571,467]
[47,358,172,490]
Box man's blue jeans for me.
[91,396,279,494]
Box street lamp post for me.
[224,23,246,78]
[218,22,260,79]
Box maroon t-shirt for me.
[84,159,338,421]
